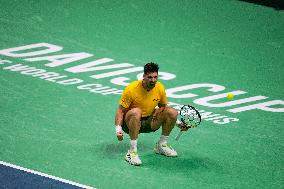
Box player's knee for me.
[128,108,142,120]
[165,107,178,120]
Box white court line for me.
[0,161,96,189]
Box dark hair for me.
[144,62,159,74]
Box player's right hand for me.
[179,123,190,131]
[176,120,190,131]
[116,132,124,141]
[116,125,124,141]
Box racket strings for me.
[180,106,201,126]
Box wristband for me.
[115,125,123,133]
[176,120,182,125]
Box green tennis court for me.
[1,0,283,188]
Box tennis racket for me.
[175,105,201,140]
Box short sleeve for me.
[119,86,132,108]
[159,84,167,105]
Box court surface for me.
[1,1,283,189]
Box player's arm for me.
[115,105,127,141]
[115,105,126,127]
[158,84,168,110]
[115,84,132,141]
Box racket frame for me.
[175,105,201,141]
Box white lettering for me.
[21,68,46,75]
[100,89,122,95]
[200,112,221,119]
[136,72,176,80]
[25,53,93,67]
[193,91,268,107]
[33,72,60,79]
[3,64,32,71]
[213,118,239,124]
[56,78,83,85]
[0,43,62,57]
[90,86,110,92]
[0,59,12,65]
[45,75,67,82]
[77,83,102,90]
[77,83,122,95]
[204,116,228,121]
[65,58,134,73]
[228,100,284,113]
[110,77,130,86]
[111,72,176,87]
[166,84,226,98]
[91,67,143,79]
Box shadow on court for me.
[94,142,153,159]
[238,0,284,10]
[95,140,222,172]
[141,153,221,173]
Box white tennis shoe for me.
[125,150,142,166]
[154,143,178,157]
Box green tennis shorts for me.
[122,116,159,133]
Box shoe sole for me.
[124,157,142,166]
[154,148,178,157]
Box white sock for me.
[159,135,169,145]
[130,139,137,152]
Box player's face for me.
[143,72,158,90]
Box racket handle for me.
[175,130,183,141]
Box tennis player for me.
[114,62,189,166]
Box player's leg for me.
[151,107,178,157]
[124,108,142,165]
[151,106,178,134]
[124,108,142,140]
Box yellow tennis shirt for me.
[119,80,167,117]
